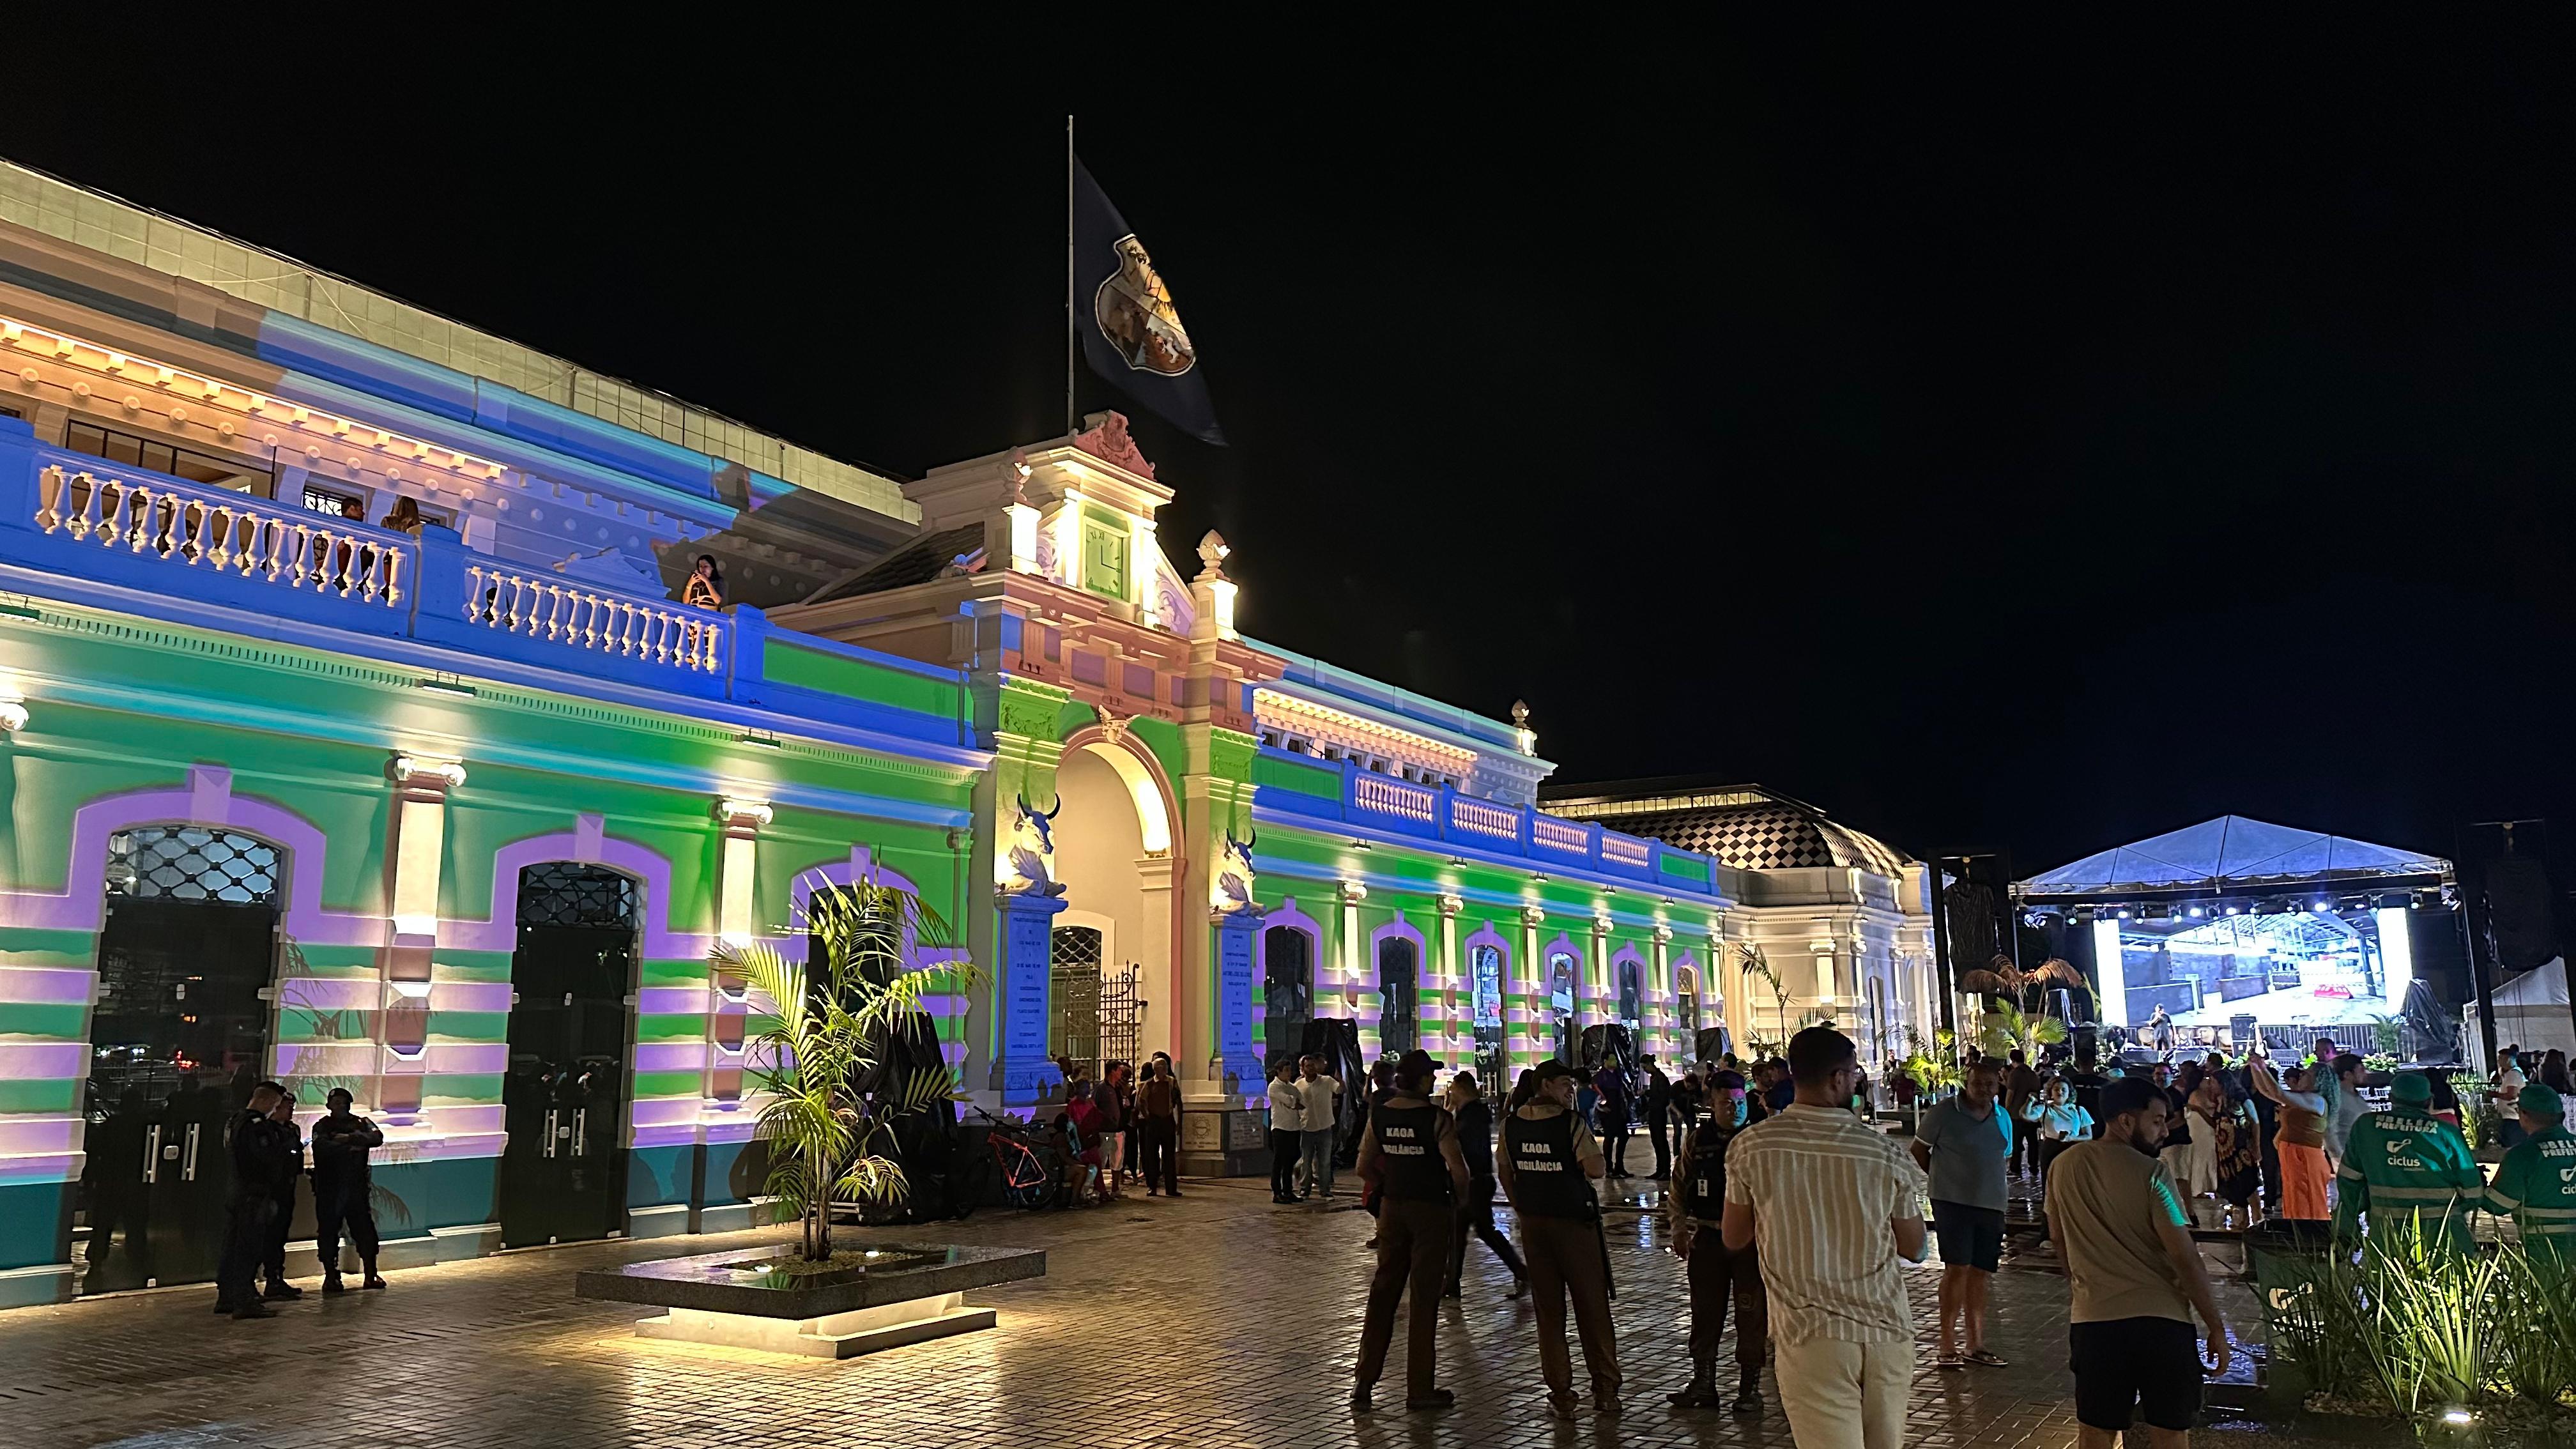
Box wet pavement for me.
[0,1169,2436,1448]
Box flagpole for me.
[1065,115,1076,437]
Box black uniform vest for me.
[1373,1102,1453,1203]
[1503,1108,1597,1219]
[1678,1126,1735,1223]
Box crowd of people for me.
[1282,1023,2576,1449]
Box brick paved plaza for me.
[1,1176,2421,1449]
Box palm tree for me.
[1736,944,1789,1049]
[710,872,977,1264]
[1976,999,2069,1062]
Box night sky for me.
[16,19,2576,880]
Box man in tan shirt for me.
[2046,1075,2229,1448]
[1353,1049,1471,1413]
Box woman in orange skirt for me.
[2248,1053,2332,1222]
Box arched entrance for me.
[499,861,636,1248]
[79,825,284,1294]
[1545,949,1579,1064]
[1047,732,1181,1073]
[1467,937,1506,1084]
[1262,925,1314,1072]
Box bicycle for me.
[956,1105,1059,1217]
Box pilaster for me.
[377,753,463,1123]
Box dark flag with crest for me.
[1072,159,1225,445]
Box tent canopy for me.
[2020,816,2450,898]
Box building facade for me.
[0,160,1933,1307]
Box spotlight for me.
[2117,909,2130,921]
[2225,905,2241,916]
[2187,906,2203,917]
[2313,900,2331,912]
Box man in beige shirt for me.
[1723,1027,1928,1449]
[1353,1049,1471,1413]
[2046,1074,2229,1448]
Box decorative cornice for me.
[390,754,468,790]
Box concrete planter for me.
[575,1243,1045,1358]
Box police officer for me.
[259,1090,306,1301]
[1351,1050,1469,1413]
[311,1087,387,1293]
[1499,1059,1622,1418]
[1666,1070,1767,1415]
[2483,1082,2576,1266]
[213,1080,291,1320]
[2333,1070,2485,1254]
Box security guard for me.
[2333,1070,2485,1254]
[1666,1069,1767,1416]
[2483,1082,2576,1267]
[1499,1059,1622,1419]
[1351,1049,1470,1413]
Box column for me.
[1338,880,1372,1060]
[377,754,463,1123]
[1438,894,1466,1071]
[1135,854,1176,1061]
[705,798,772,1113]
[1650,924,1674,1062]
[1515,905,1545,1063]
[1589,915,1612,1043]
[995,890,1070,1107]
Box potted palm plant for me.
[714,872,976,1265]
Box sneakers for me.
[322,1273,346,1296]
[263,1280,304,1300]
[231,1299,275,1321]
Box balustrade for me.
[33,463,406,606]
[462,564,721,674]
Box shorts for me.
[2069,1316,2202,1432]
[1931,1200,2004,1272]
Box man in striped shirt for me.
[1723,1027,1929,1449]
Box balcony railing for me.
[1254,749,1728,899]
[0,422,970,752]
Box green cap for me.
[2389,1071,2432,1108]
[2518,1082,2564,1121]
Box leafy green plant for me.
[2369,1012,2405,1059]
[711,873,976,1262]
[1897,1026,1961,1097]
[2496,1239,2576,1409]
[2454,1074,2497,1151]
[1976,1000,2069,1061]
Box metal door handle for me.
[572,1107,587,1157]
[143,1124,162,1184]
[181,1121,201,1182]
[543,1108,560,1158]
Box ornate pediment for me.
[1071,410,1156,480]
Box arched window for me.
[1378,935,1418,1055]
[1262,925,1314,1070]
[1676,963,1701,1039]
[1547,951,1578,1064]
[1469,942,1505,1084]
[107,826,281,904]
[1616,958,1643,1038]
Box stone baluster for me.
[34,465,64,532]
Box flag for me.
[1073,159,1225,445]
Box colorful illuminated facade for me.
[0,160,1933,1307]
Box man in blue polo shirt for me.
[1913,1055,2014,1369]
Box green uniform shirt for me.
[2333,1110,2485,1251]
[2484,1123,2576,1242]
